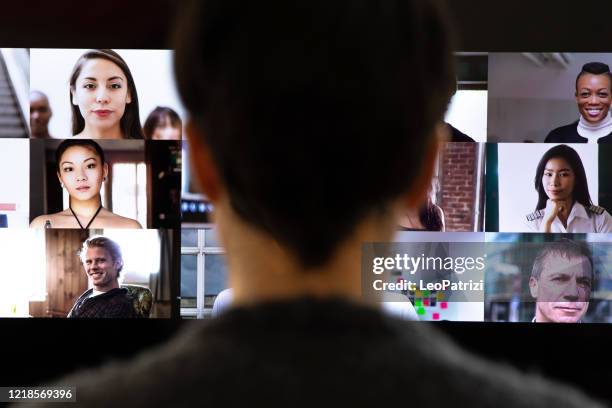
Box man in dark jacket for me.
[67,236,136,319]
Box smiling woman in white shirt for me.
[544,62,612,143]
[525,144,612,233]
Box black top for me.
[545,121,612,143]
[67,288,137,318]
[31,298,602,408]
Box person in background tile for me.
[529,240,592,323]
[143,106,182,140]
[545,62,612,143]
[30,90,53,139]
[68,236,137,319]
[69,49,144,139]
[525,144,612,233]
[29,139,142,229]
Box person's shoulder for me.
[20,302,604,408]
[76,288,93,299]
[97,288,138,318]
[525,209,545,222]
[67,289,92,316]
[104,287,130,296]
[522,209,545,232]
[21,321,227,406]
[587,205,606,216]
[588,205,612,232]
[103,287,133,302]
[434,204,445,220]
[119,216,143,229]
[212,288,234,317]
[545,122,583,143]
[431,204,446,231]
[101,210,143,229]
[29,215,49,228]
[597,133,612,143]
[29,212,64,228]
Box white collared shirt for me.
[524,201,612,233]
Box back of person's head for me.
[173,0,455,268]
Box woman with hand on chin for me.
[545,62,612,143]
[525,144,612,232]
[30,139,142,229]
[70,49,144,139]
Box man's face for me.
[83,246,119,291]
[30,93,52,136]
[530,255,592,323]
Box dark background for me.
[2,0,612,404]
[0,0,608,51]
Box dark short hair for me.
[55,139,106,173]
[80,236,124,276]
[575,62,612,93]
[69,49,143,139]
[173,0,455,267]
[534,144,592,215]
[531,239,593,282]
[143,106,182,139]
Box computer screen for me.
[3,0,612,401]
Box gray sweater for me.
[15,298,604,407]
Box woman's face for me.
[542,157,575,201]
[57,146,108,202]
[575,73,611,124]
[71,58,131,132]
[152,116,182,140]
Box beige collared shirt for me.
[525,201,612,233]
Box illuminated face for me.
[82,246,120,291]
[542,157,575,202]
[30,93,52,136]
[57,145,107,202]
[71,58,131,133]
[530,255,592,323]
[575,73,611,124]
[151,116,182,140]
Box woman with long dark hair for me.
[525,144,612,232]
[69,49,144,139]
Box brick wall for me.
[438,143,478,231]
